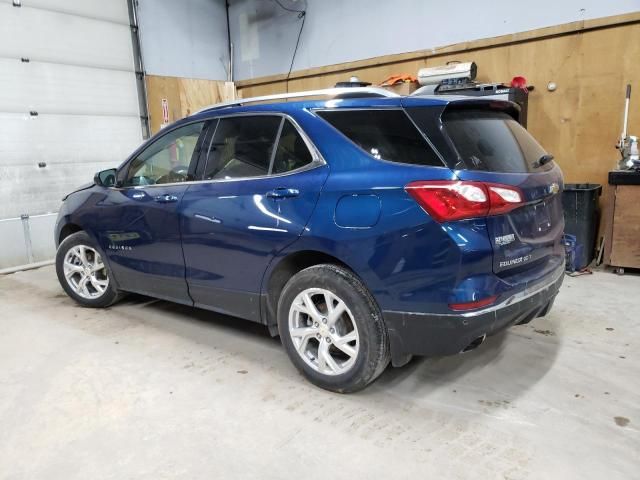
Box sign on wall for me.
[161,98,170,128]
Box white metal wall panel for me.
[0,214,57,269]
[9,0,131,25]
[0,0,141,269]
[0,113,141,166]
[28,213,58,262]
[0,3,134,70]
[2,162,101,218]
[0,60,139,116]
[0,112,141,218]
[0,218,30,268]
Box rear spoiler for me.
[440,98,521,123]
[401,95,521,122]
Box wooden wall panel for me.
[177,79,237,117]
[237,19,640,237]
[145,75,236,134]
[145,76,182,134]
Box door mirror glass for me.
[94,168,117,187]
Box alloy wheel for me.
[288,288,360,376]
[62,245,109,300]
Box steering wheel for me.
[155,166,189,185]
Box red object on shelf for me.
[510,76,529,93]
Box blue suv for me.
[55,88,564,392]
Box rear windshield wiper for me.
[532,154,554,169]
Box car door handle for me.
[266,188,299,199]
[154,194,179,203]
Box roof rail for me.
[195,87,400,114]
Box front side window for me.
[316,109,442,167]
[203,116,281,180]
[124,122,204,186]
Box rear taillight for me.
[405,180,524,222]
[486,185,524,216]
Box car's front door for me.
[179,115,328,321]
[92,121,208,303]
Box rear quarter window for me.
[316,109,443,167]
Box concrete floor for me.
[0,266,638,479]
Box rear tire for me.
[55,231,121,308]
[278,264,390,393]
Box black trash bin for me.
[562,183,602,270]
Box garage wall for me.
[137,0,230,80]
[0,0,143,269]
[228,0,640,81]
[145,76,236,134]
[237,13,640,242]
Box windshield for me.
[441,109,551,173]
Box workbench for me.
[605,171,640,273]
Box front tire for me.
[278,264,390,393]
[55,231,120,308]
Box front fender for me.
[54,188,121,290]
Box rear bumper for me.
[383,265,564,365]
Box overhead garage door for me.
[0,0,143,219]
[0,0,143,268]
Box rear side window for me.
[203,116,281,180]
[442,109,550,173]
[316,109,442,167]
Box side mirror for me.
[94,168,117,187]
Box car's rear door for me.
[443,107,564,276]
[409,103,565,278]
[179,114,328,321]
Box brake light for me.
[405,181,523,222]
[449,295,498,311]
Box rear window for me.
[316,109,442,167]
[442,109,550,173]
